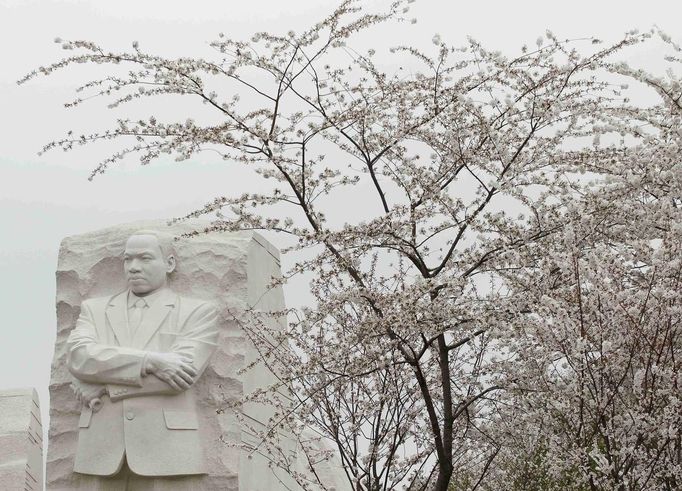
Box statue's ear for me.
[166,254,176,274]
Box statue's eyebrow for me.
[123,250,155,258]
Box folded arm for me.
[108,300,219,401]
[68,298,219,401]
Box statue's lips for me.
[128,277,147,282]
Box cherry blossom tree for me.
[476,35,682,491]
[20,1,675,489]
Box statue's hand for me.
[71,379,106,407]
[145,352,197,391]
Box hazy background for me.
[1,0,679,460]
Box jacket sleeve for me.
[67,299,147,387]
[108,301,220,401]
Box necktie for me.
[129,298,147,334]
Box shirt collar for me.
[127,287,168,309]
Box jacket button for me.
[126,411,135,420]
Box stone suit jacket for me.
[66,288,219,477]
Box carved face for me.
[123,234,176,296]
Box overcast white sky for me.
[1,0,680,454]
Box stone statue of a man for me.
[67,230,219,490]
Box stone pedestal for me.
[0,388,43,490]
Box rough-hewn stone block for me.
[0,388,42,491]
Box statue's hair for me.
[128,229,177,259]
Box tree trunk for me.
[434,463,454,491]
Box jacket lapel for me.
[132,289,177,349]
[105,291,130,347]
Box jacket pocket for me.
[78,407,93,428]
[163,409,199,430]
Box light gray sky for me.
[1,0,680,460]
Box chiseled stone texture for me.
[47,221,288,490]
[0,388,43,491]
